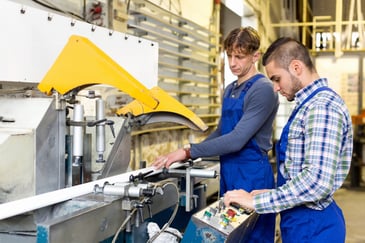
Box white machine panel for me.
[0,0,158,88]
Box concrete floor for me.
[334,167,365,243]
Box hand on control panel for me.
[223,189,255,211]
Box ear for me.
[252,51,260,62]
[289,60,302,76]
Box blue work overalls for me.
[220,74,276,243]
[276,87,346,243]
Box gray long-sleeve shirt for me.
[190,75,279,158]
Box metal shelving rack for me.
[127,0,221,130]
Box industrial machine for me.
[0,1,217,242]
[0,1,257,242]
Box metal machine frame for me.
[0,1,216,242]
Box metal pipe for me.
[335,0,343,57]
[167,168,216,178]
[270,20,365,27]
[72,103,84,166]
[96,98,105,162]
[302,0,308,45]
[186,167,192,211]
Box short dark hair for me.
[223,26,260,55]
[262,37,316,72]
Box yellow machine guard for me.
[38,35,158,110]
[117,86,208,131]
[38,35,208,132]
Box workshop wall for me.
[316,55,362,116]
[121,0,221,168]
[273,55,363,140]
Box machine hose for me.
[146,181,180,243]
[111,207,137,243]
[111,181,180,243]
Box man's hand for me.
[251,189,270,196]
[223,189,255,210]
[152,148,186,169]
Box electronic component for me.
[182,199,259,242]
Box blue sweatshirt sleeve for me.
[190,79,278,159]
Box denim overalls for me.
[220,74,276,243]
[276,86,346,242]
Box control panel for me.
[182,199,259,242]
[195,199,255,235]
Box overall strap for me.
[276,86,334,187]
[242,73,265,93]
[287,86,333,124]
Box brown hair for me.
[223,26,261,55]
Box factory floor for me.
[334,166,365,243]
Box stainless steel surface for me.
[0,98,65,203]
[189,168,217,178]
[0,2,216,242]
[166,168,216,178]
[36,179,179,243]
[99,116,131,179]
[162,159,219,212]
[0,177,179,242]
[95,98,106,162]
[72,103,84,166]
[192,160,220,199]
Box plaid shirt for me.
[254,78,353,213]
